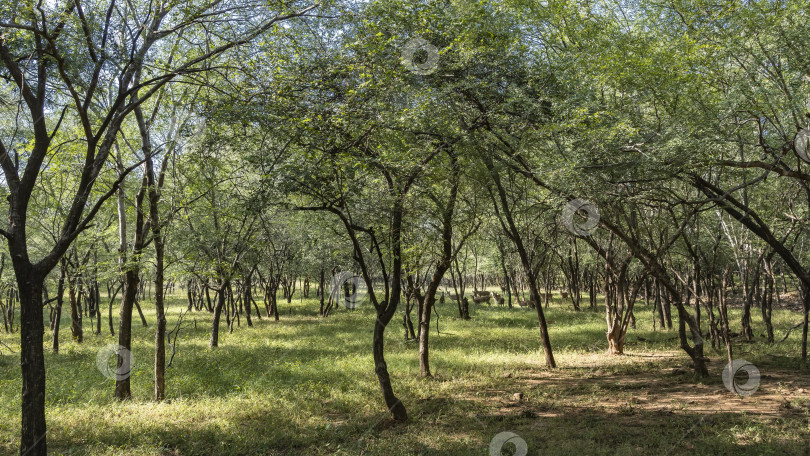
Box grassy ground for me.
[0,291,808,455]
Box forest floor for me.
[0,291,808,455]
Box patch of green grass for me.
[0,292,807,455]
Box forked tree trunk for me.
[607,328,625,355]
[600,219,709,376]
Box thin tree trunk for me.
[210,281,229,348]
[419,159,458,376]
[68,275,82,343]
[143,144,167,401]
[52,260,66,353]
[486,155,556,368]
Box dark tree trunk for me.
[115,174,147,401]
[419,160,459,375]
[210,281,229,348]
[741,263,758,341]
[244,275,253,327]
[802,287,809,361]
[68,279,82,343]
[17,265,47,456]
[404,305,416,339]
[653,280,664,330]
[143,145,167,401]
[373,308,407,420]
[187,280,194,311]
[134,299,148,327]
[271,279,280,321]
[761,263,774,343]
[52,260,66,353]
[114,268,139,401]
[94,282,101,335]
[319,268,326,316]
[153,255,166,401]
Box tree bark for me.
[210,281,229,348]
[17,265,47,455]
[419,158,458,376]
[115,175,147,401]
[144,147,167,401]
[68,274,82,343]
[52,259,67,353]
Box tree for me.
[0,1,316,451]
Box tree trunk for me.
[319,268,326,316]
[761,263,774,343]
[802,287,809,361]
[486,155,556,368]
[210,281,229,348]
[418,282,437,377]
[742,270,756,341]
[114,268,139,401]
[607,328,625,355]
[153,253,166,401]
[373,309,408,420]
[17,265,47,456]
[68,278,82,343]
[146,150,167,401]
[52,260,66,353]
[244,276,253,327]
[135,300,148,327]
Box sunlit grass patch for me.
[0,292,807,455]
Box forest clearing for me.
[1,292,808,455]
